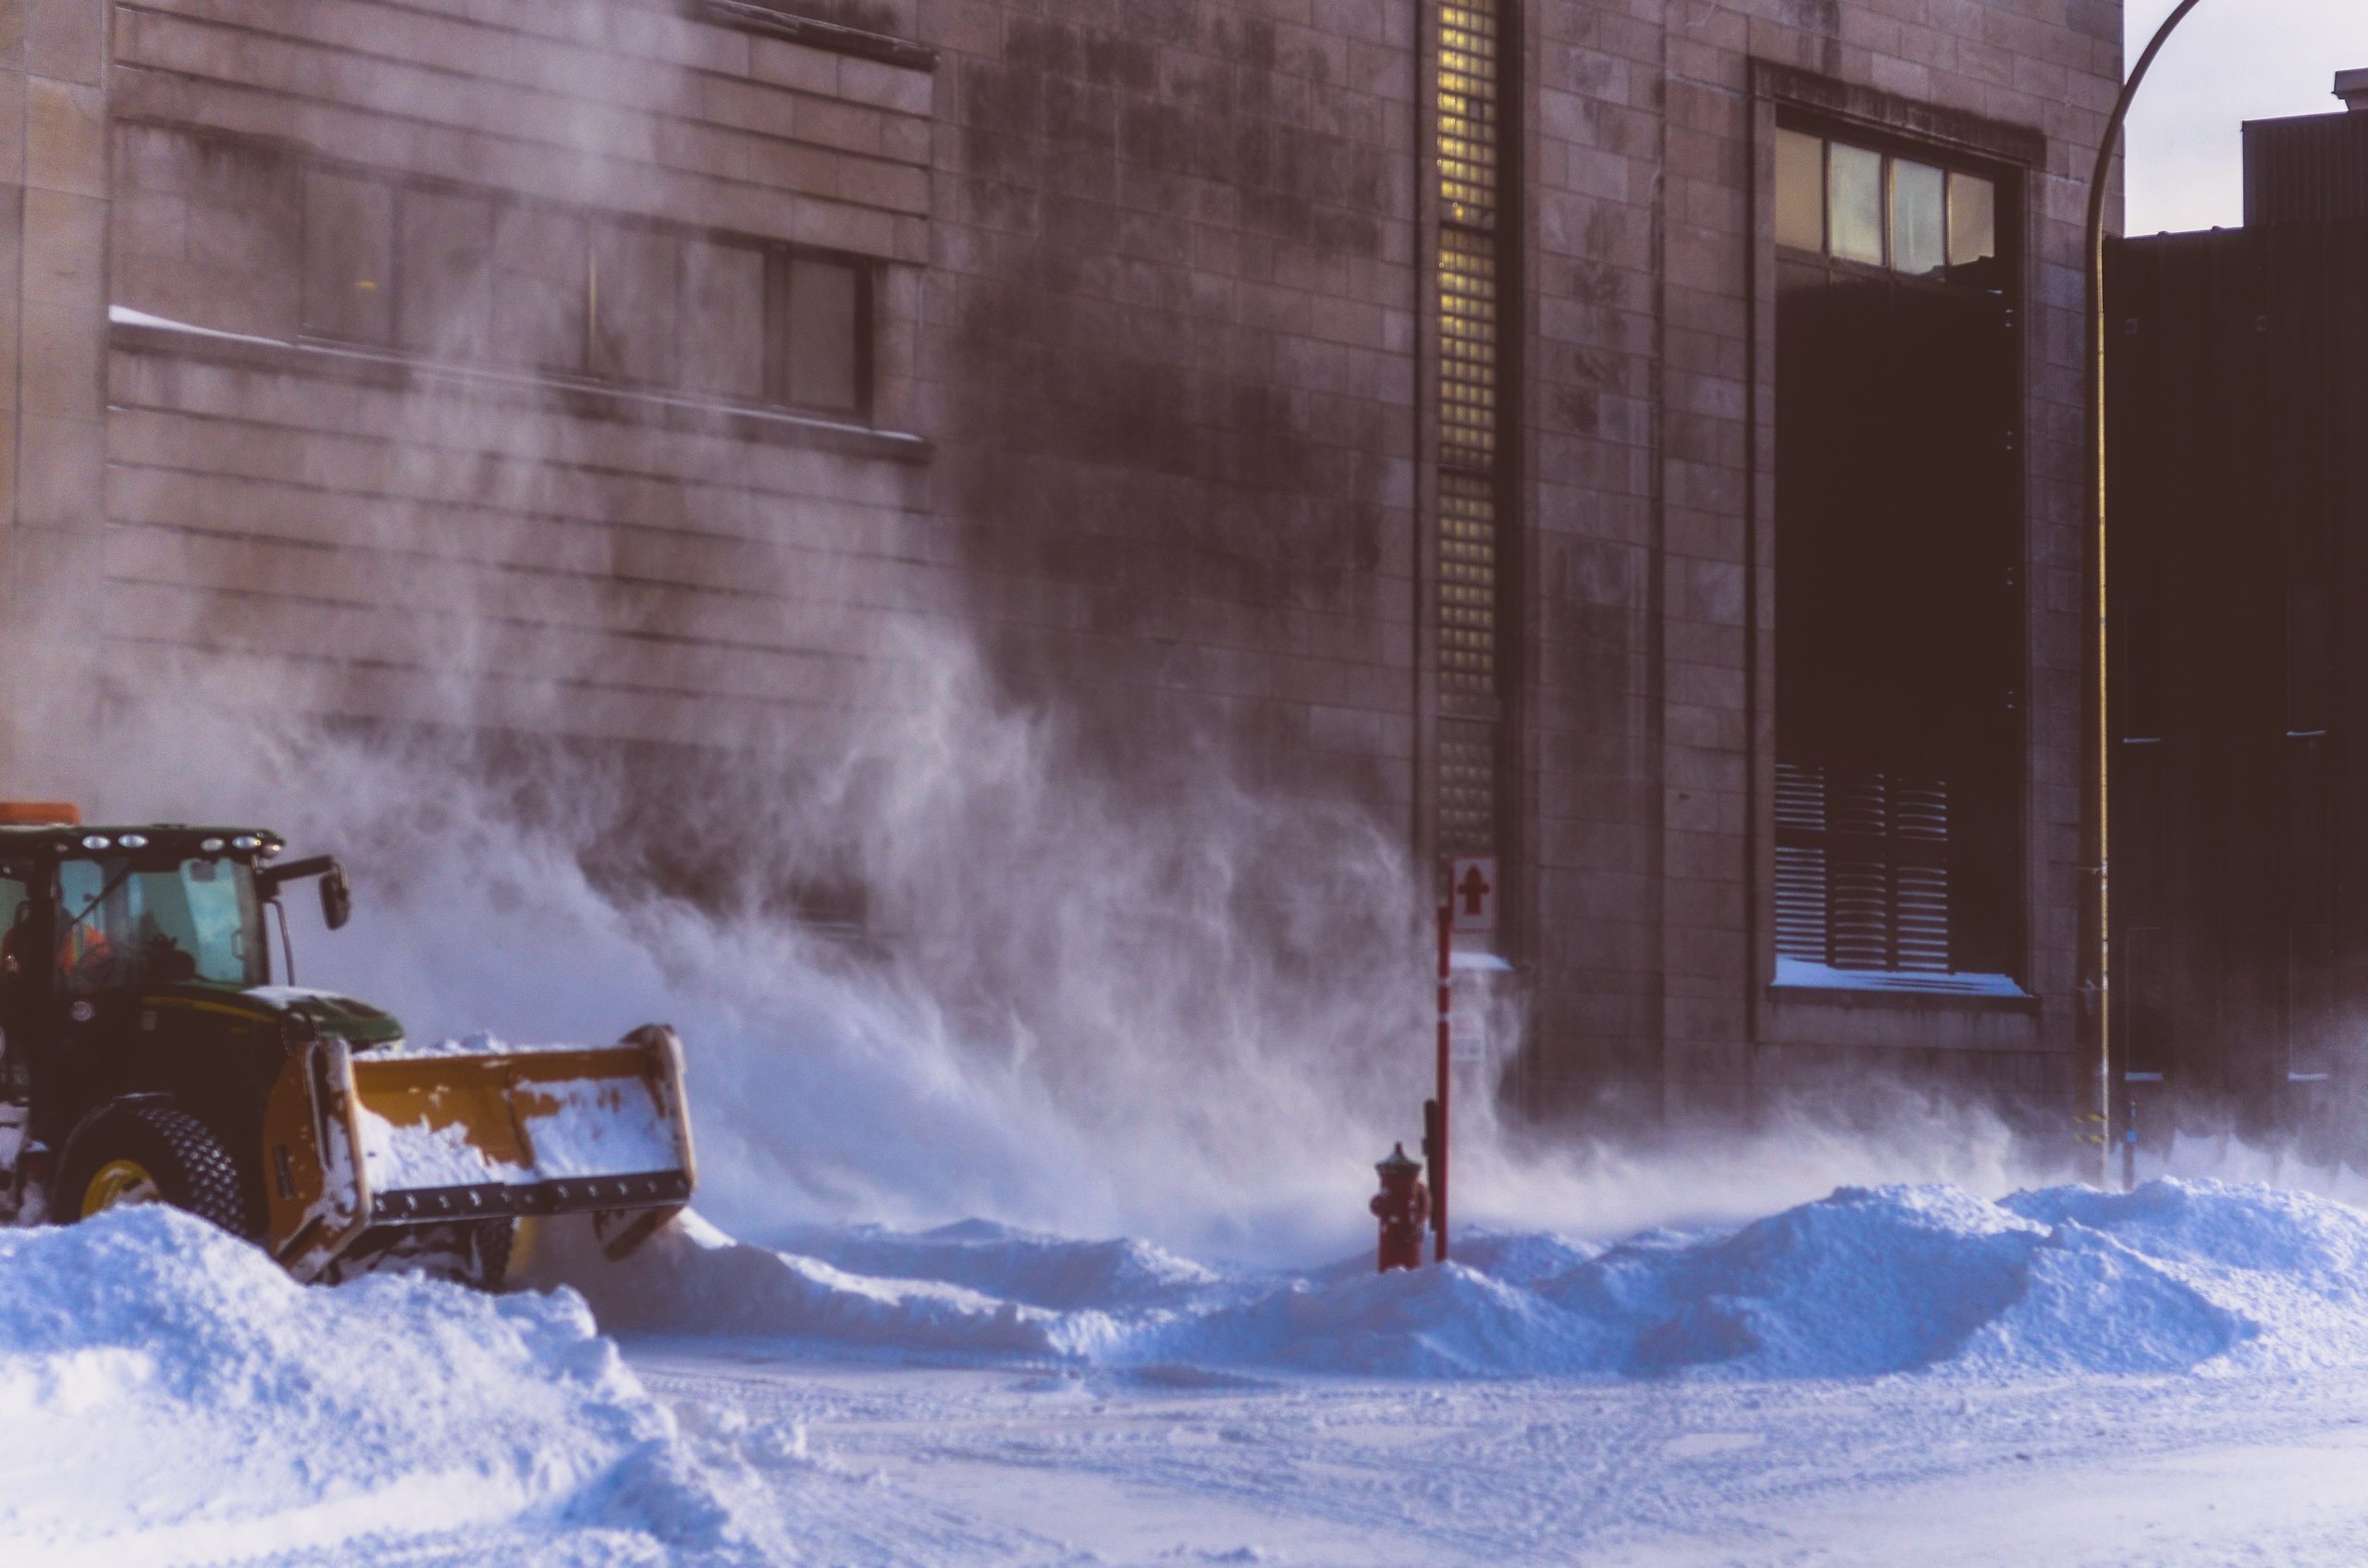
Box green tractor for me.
[0,804,696,1286]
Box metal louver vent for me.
[1830,855,1892,969]
[1774,763,1830,961]
[1773,761,1956,974]
[1895,861,1952,970]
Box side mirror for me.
[319,863,352,932]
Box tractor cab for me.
[0,806,372,1214]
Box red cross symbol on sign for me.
[1449,856,1498,933]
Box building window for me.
[1773,128,2002,285]
[493,206,592,374]
[1773,123,2022,993]
[301,170,394,345]
[589,224,681,385]
[781,256,864,414]
[680,239,769,401]
[294,163,870,418]
[397,188,497,359]
[1433,1,1511,872]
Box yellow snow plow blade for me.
[260,1024,697,1283]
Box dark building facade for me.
[2111,80,2368,1154]
[0,0,2119,1131]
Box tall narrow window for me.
[681,239,767,401]
[398,188,496,359]
[1434,1,1511,870]
[491,206,590,374]
[777,256,863,414]
[589,225,682,385]
[1773,126,2022,992]
[302,170,394,344]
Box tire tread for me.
[62,1102,257,1239]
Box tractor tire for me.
[56,1103,257,1241]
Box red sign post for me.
[1434,901,1450,1263]
[1432,857,1497,1264]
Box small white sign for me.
[1449,994,1489,1063]
[1449,856,1498,934]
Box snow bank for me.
[357,1105,529,1190]
[778,1217,1221,1312]
[0,1207,747,1565]
[564,1179,2368,1383]
[546,1211,1123,1360]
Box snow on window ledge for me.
[107,303,927,457]
[1771,957,2030,1000]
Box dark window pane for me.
[302,171,393,343]
[784,257,861,413]
[1949,172,1998,269]
[490,206,587,372]
[1892,159,1946,278]
[1828,142,1884,266]
[679,240,766,401]
[398,188,495,359]
[2288,581,2331,734]
[1775,129,1824,252]
[587,225,679,385]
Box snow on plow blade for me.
[261,1024,697,1283]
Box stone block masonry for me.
[2,0,2118,1136]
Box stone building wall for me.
[1515,0,2118,1123]
[92,0,940,747]
[0,0,2121,1132]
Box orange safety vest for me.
[59,922,112,974]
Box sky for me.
[2125,0,2368,233]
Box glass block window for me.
[1440,719,1500,858]
[1433,0,1509,879]
[1440,472,1498,704]
[1437,3,1499,228]
[1439,229,1499,469]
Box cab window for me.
[57,857,265,993]
[0,870,27,982]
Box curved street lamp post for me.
[2086,0,2208,1187]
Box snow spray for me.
[20,3,2087,1266]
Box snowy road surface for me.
[20,1178,2368,1564]
[626,1351,2368,1567]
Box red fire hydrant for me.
[1371,1142,1430,1273]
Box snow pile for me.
[550,1211,1124,1360]
[0,1206,748,1565]
[779,1217,1223,1312]
[1548,1182,2245,1378]
[356,1105,528,1190]
[568,1179,2368,1382]
[516,1074,684,1180]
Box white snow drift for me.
[0,1206,747,1567]
[569,1179,2368,1380]
[16,1177,2368,1565]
